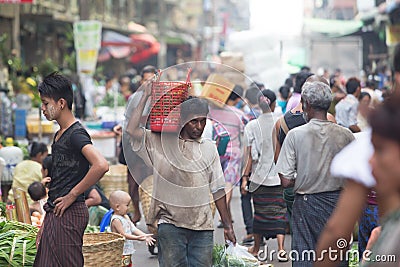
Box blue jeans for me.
[158,223,213,267]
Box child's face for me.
[40,96,62,121]
[115,195,131,216]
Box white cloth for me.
[243,113,280,186]
[330,130,376,188]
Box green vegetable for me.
[85,225,100,233]
[0,220,38,266]
[212,244,225,267]
[212,243,259,267]
[0,202,5,217]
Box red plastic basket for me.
[149,69,191,132]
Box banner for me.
[73,20,102,76]
[386,24,400,46]
[0,0,33,3]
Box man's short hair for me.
[258,89,276,112]
[180,97,209,122]
[38,72,74,110]
[346,77,361,94]
[28,181,47,201]
[294,72,313,93]
[227,85,244,101]
[301,81,333,111]
[140,65,157,78]
[279,85,290,100]
[245,86,260,105]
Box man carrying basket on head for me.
[126,78,236,266]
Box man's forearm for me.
[213,190,232,228]
[279,173,295,188]
[126,91,151,139]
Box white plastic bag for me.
[223,242,259,267]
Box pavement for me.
[133,187,292,267]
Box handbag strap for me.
[280,116,290,135]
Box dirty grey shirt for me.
[131,128,225,231]
[276,119,354,194]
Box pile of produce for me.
[30,212,43,227]
[85,225,101,233]
[212,244,260,267]
[0,202,5,217]
[0,220,38,266]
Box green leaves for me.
[0,221,38,266]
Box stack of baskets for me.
[83,232,124,267]
[149,69,191,132]
[138,175,157,235]
[99,164,134,211]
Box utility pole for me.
[12,4,20,58]
[157,0,167,68]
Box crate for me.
[149,69,191,132]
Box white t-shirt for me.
[330,130,376,188]
[243,113,280,187]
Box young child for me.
[109,190,155,267]
[28,181,47,214]
[28,155,52,215]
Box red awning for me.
[129,34,160,63]
[100,31,160,63]
[0,0,33,3]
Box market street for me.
[133,187,292,267]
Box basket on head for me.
[83,232,125,267]
[149,68,191,132]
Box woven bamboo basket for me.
[99,165,134,211]
[83,232,125,267]
[138,175,157,235]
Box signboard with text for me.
[73,20,102,76]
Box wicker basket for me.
[149,69,191,132]
[138,175,158,235]
[99,165,134,212]
[83,232,125,267]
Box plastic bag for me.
[223,242,259,267]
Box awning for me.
[99,30,160,63]
[165,31,197,47]
[303,18,364,37]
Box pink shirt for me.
[208,105,245,155]
[285,92,302,112]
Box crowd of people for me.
[0,42,399,267]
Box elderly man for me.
[276,81,354,266]
[126,82,236,266]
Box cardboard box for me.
[200,74,235,107]
[26,121,54,134]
